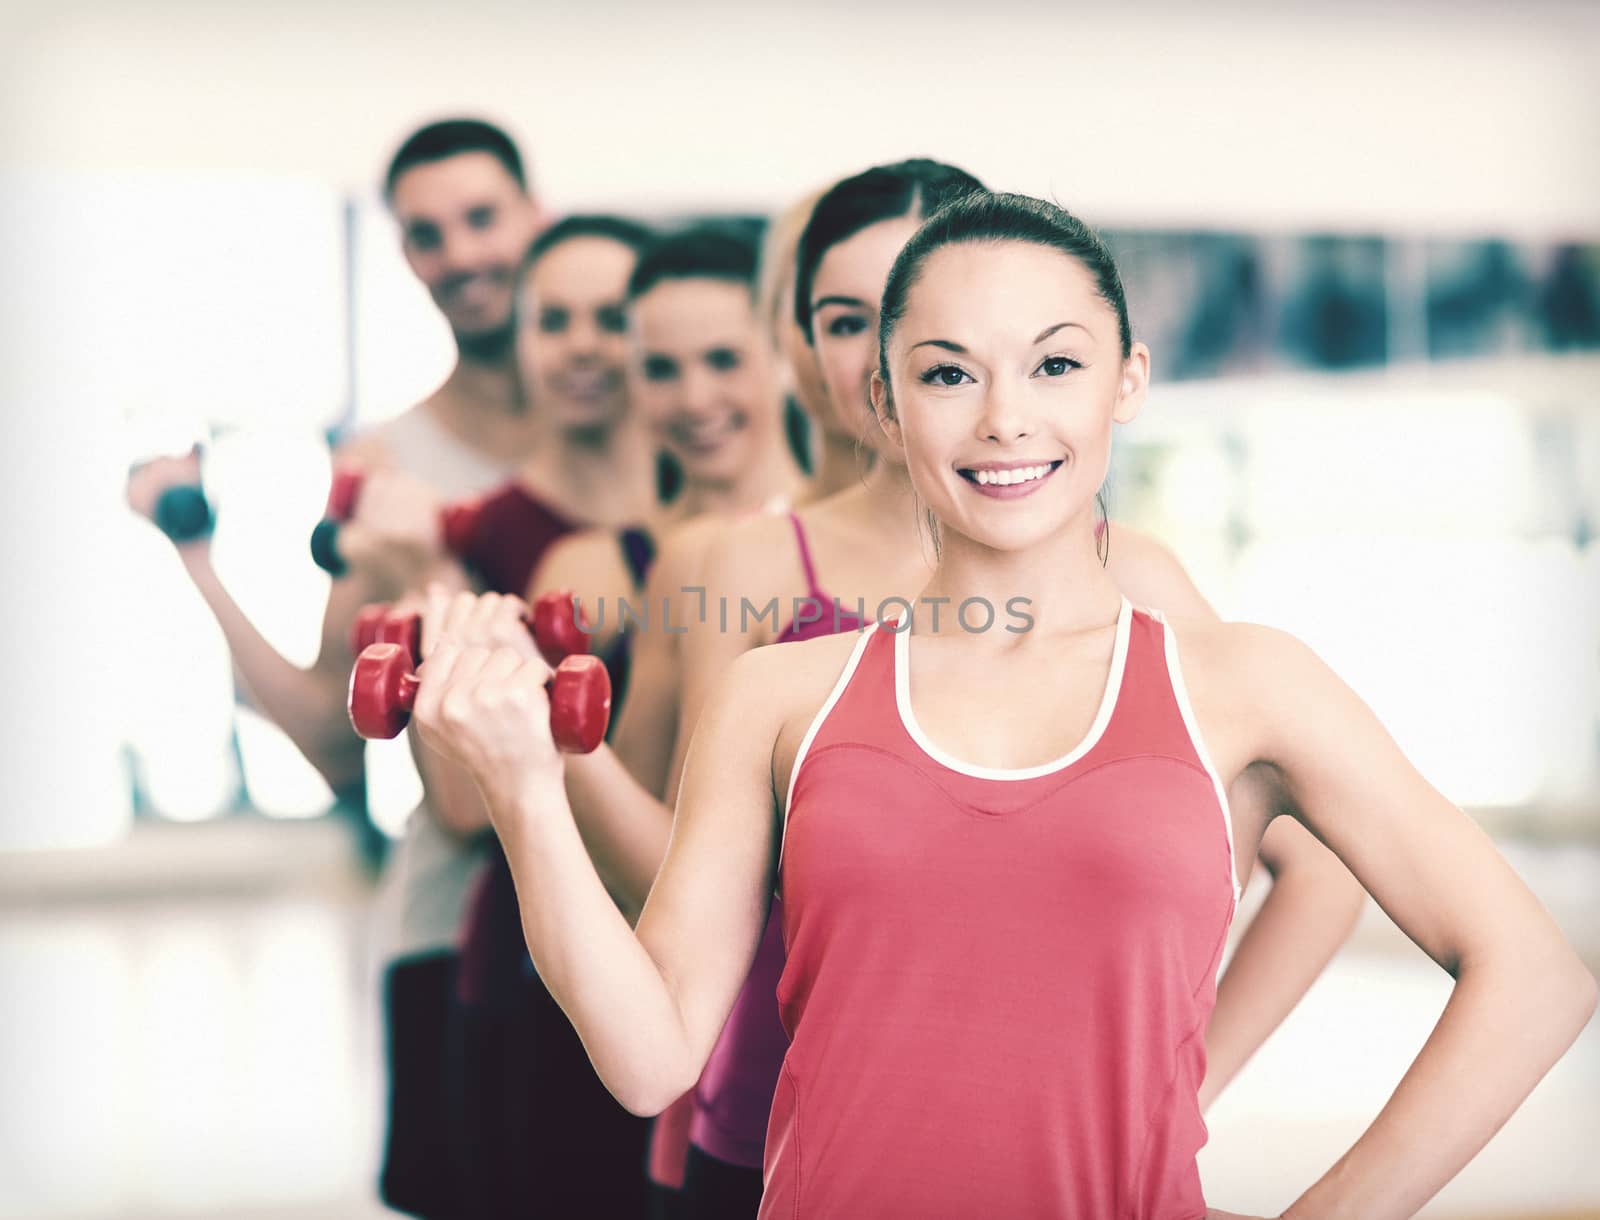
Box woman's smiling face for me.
[808,216,923,458]
[516,235,636,429]
[630,277,779,484]
[876,239,1148,554]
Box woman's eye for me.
[920,364,973,387]
[538,308,569,334]
[826,315,868,338]
[1035,355,1081,377]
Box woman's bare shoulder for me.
[1163,614,1316,677]
[677,509,796,554]
[651,513,748,585]
[676,511,801,592]
[1161,613,1341,755]
[530,527,631,599]
[1107,524,1217,620]
[722,626,869,718]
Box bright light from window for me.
[1233,537,1586,808]
[366,737,425,840]
[234,707,333,820]
[236,904,361,1198]
[132,930,246,1206]
[207,430,339,670]
[1239,391,1540,539]
[350,192,455,428]
[0,920,129,1216]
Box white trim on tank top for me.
[892,596,1133,782]
[1151,608,1244,909]
[776,623,883,879]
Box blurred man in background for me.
[127,117,547,1219]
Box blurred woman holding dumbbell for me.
[404,221,807,1218]
[364,214,674,1220]
[528,222,810,755]
[522,203,834,1215]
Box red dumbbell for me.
[347,588,605,746]
[313,466,485,577]
[324,465,364,521]
[350,602,395,656]
[349,591,591,667]
[348,644,610,750]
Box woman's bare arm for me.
[127,438,411,792]
[1190,622,1597,1220]
[554,523,724,915]
[605,518,724,794]
[666,515,795,801]
[527,528,631,656]
[411,592,795,1114]
[1198,777,1365,1110]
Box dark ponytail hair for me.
[793,158,986,343]
[877,192,1133,393]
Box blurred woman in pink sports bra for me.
[530,221,810,1217]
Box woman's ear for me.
[1112,342,1150,425]
[869,370,905,451]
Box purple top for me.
[689,513,866,1167]
[602,526,657,711]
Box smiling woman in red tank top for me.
[660,161,1360,1217]
[409,191,1595,1219]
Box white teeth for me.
[973,463,1053,487]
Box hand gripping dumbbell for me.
[153,485,215,543]
[310,467,484,577]
[349,591,592,666]
[347,590,608,750]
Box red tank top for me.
[761,602,1239,1219]
[453,489,650,1213]
[456,481,578,598]
[688,514,866,1169]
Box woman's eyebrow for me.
[812,295,869,312]
[909,322,1097,355]
[1034,321,1094,343]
